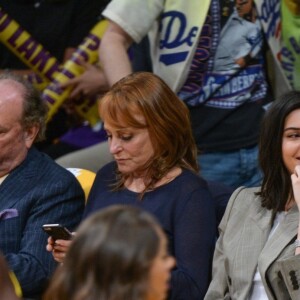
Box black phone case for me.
[43,225,72,240]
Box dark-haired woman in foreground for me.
[205,91,300,299]
[44,205,175,300]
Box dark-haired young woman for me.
[44,205,175,300]
[205,91,300,300]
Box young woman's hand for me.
[291,165,300,210]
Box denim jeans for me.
[198,145,262,189]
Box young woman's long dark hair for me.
[43,205,162,300]
[258,91,300,213]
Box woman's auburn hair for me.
[43,205,162,300]
[257,91,300,213]
[98,72,199,194]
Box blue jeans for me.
[198,145,262,189]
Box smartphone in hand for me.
[42,224,72,240]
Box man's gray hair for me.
[0,72,48,142]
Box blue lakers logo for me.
[159,11,198,65]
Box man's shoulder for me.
[17,148,81,187]
[29,148,76,175]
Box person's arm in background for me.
[57,0,110,98]
[99,21,133,86]
[62,0,164,98]
[62,20,134,99]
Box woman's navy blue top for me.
[84,162,216,299]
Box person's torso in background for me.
[177,0,271,152]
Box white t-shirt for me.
[249,211,286,300]
[102,0,210,92]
